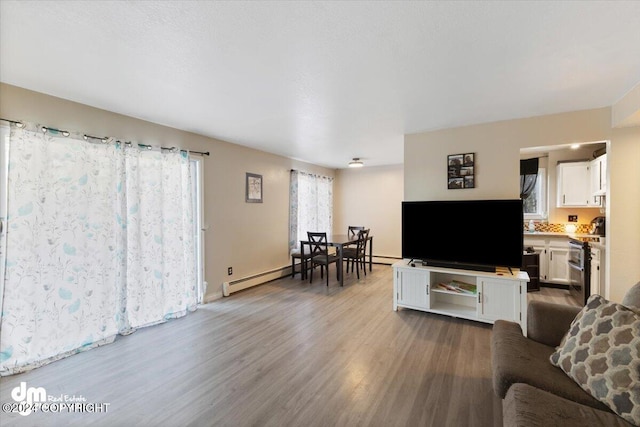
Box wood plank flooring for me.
[527,285,581,307]
[0,266,573,427]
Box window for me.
[190,157,205,303]
[523,168,547,220]
[289,170,333,253]
[0,124,8,311]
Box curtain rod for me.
[0,117,210,156]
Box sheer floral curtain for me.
[0,125,123,374]
[289,170,333,253]
[0,124,196,375]
[120,145,196,331]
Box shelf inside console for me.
[429,302,476,318]
[431,287,477,298]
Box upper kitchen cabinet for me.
[557,161,597,207]
[590,153,607,200]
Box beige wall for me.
[334,164,403,260]
[0,83,334,301]
[405,108,640,303]
[608,127,640,302]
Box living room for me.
[1,2,639,426]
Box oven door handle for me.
[568,260,583,271]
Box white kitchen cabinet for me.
[557,162,597,207]
[393,262,528,332]
[524,235,570,285]
[590,246,604,297]
[590,154,606,206]
[548,242,570,285]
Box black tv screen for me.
[402,199,523,271]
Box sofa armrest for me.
[526,301,581,347]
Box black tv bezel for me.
[401,199,523,272]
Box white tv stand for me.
[393,260,529,333]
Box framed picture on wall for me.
[246,173,263,203]
[447,153,475,189]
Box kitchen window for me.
[523,167,547,220]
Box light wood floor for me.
[0,266,574,427]
[528,285,581,307]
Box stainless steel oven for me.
[568,239,591,306]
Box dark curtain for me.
[520,158,539,199]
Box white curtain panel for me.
[120,145,196,331]
[289,170,333,253]
[0,126,197,375]
[0,126,123,375]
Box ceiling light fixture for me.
[348,158,364,168]
[570,143,580,149]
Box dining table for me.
[299,233,373,286]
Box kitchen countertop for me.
[524,231,606,247]
[523,231,594,238]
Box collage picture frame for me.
[447,153,475,189]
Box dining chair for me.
[344,225,365,250]
[347,226,365,239]
[291,242,313,279]
[307,232,339,286]
[342,228,370,279]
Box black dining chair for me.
[307,232,339,286]
[343,228,370,279]
[347,226,365,239]
[344,225,365,249]
[291,242,313,279]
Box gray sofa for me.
[491,282,640,427]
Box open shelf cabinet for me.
[393,261,529,333]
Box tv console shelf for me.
[393,261,529,334]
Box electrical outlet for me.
[228,267,233,275]
[568,215,578,222]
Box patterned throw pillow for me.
[550,294,640,425]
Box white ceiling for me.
[1,1,639,169]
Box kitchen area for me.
[520,141,608,307]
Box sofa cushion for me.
[491,320,607,411]
[622,281,640,313]
[527,300,582,347]
[504,383,634,427]
[550,294,640,426]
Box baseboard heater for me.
[372,255,401,265]
[221,254,400,297]
[222,265,291,297]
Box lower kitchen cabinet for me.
[590,245,605,297]
[548,242,570,285]
[524,235,570,286]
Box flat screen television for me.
[402,199,523,272]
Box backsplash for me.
[524,222,591,234]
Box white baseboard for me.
[202,292,223,304]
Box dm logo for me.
[11,382,46,416]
